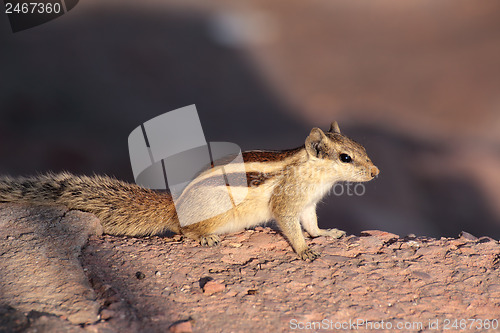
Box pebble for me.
[203,281,226,295]
[459,231,478,241]
[99,309,114,320]
[169,320,193,333]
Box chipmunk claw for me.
[298,247,320,261]
[200,234,220,247]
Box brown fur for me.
[0,122,379,260]
[242,146,304,163]
[0,172,180,236]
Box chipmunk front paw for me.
[298,247,320,261]
[319,228,346,239]
[199,234,220,247]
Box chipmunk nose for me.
[370,166,380,178]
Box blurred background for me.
[1,0,500,238]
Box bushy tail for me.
[0,172,180,236]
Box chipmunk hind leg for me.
[179,217,222,247]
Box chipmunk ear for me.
[329,121,341,134]
[305,128,326,157]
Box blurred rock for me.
[360,230,399,242]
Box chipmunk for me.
[0,122,379,260]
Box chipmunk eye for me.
[339,153,352,163]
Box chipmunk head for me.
[305,121,379,182]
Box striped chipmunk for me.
[0,122,379,260]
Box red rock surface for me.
[82,228,500,332]
[1,203,500,332]
[0,204,102,326]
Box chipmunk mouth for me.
[352,166,379,182]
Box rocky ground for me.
[1,203,499,332]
